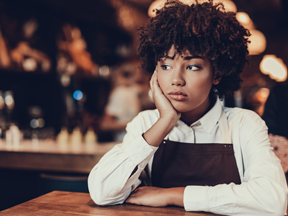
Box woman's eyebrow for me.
[183,55,204,60]
[162,54,204,60]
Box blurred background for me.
[0,0,288,211]
[0,0,287,139]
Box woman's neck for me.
[180,94,217,126]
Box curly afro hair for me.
[138,0,250,98]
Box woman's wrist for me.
[158,114,179,131]
[143,116,178,147]
[164,187,185,207]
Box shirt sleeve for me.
[183,110,288,216]
[88,111,158,205]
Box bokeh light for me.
[4,91,14,110]
[148,0,237,17]
[0,92,4,110]
[22,57,37,71]
[30,118,45,129]
[248,29,266,55]
[99,65,110,78]
[73,90,83,101]
[236,12,254,29]
[148,0,166,18]
[216,0,237,13]
[30,119,38,129]
[260,55,287,82]
[60,74,71,87]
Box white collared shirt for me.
[88,98,288,216]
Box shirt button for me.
[163,141,166,144]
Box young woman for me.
[88,1,288,215]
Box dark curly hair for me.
[138,0,250,98]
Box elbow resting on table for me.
[89,193,121,206]
[88,173,126,206]
[88,186,119,206]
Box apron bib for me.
[150,109,241,187]
[151,141,241,187]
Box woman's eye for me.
[161,65,171,70]
[187,65,200,71]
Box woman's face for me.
[155,46,220,123]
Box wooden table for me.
[0,191,222,216]
[0,140,116,173]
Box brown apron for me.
[151,140,241,188]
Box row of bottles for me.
[0,124,23,146]
[56,127,98,146]
[0,124,98,150]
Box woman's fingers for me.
[150,70,158,93]
[151,70,163,95]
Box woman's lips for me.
[168,91,188,101]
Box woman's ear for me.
[213,70,222,85]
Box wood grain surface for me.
[1,191,224,216]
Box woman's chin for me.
[172,106,191,114]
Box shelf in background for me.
[0,140,116,173]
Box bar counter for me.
[1,191,222,216]
[0,139,117,211]
[0,140,116,173]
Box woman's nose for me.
[171,70,185,86]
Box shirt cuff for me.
[122,135,158,168]
[184,186,210,212]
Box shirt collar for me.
[189,96,223,134]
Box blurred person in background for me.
[99,59,154,142]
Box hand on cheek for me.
[150,71,181,122]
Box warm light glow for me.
[118,5,135,30]
[148,0,166,17]
[30,118,45,129]
[0,92,4,110]
[23,19,38,39]
[248,29,266,55]
[236,12,254,29]
[22,57,37,71]
[179,0,198,4]
[41,59,51,72]
[149,0,237,17]
[30,106,42,116]
[4,91,14,110]
[253,87,270,116]
[99,65,110,77]
[254,88,270,104]
[60,74,71,87]
[182,0,236,12]
[217,0,237,13]
[37,118,45,128]
[71,27,81,40]
[66,63,77,75]
[260,55,287,82]
[236,12,250,24]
